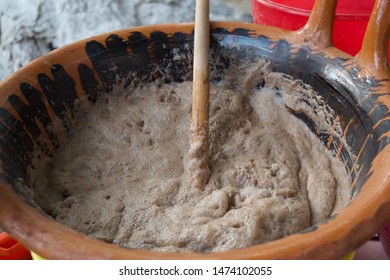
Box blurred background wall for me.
[0,0,251,80]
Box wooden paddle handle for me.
[192,0,210,127]
[189,0,210,190]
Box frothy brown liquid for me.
[33,64,351,253]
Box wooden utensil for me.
[188,0,210,190]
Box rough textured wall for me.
[0,0,251,80]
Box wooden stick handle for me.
[192,0,210,127]
[189,0,210,190]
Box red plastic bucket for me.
[0,231,32,260]
[251,0,390,59]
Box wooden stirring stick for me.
[188,0,210,190]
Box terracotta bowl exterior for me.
[0,0,390,259]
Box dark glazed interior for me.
[0,27,381,208]
[0,22,389,259]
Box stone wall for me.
[0,0,251,80]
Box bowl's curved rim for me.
[0,21,390,260]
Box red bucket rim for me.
[253,0,373,19]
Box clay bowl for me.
[0,0,389,259]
